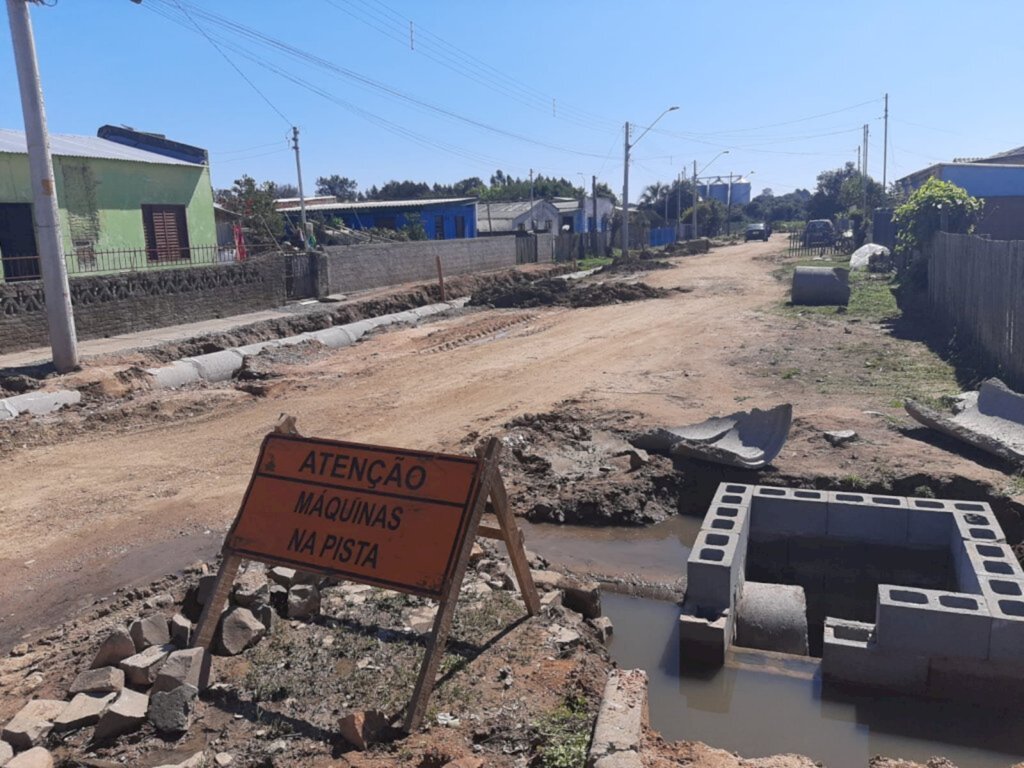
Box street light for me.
[692,150,729,240]
[622,106,678,259]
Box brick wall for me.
[323,235,551,294]
[0,254,287,353]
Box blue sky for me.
[3,0,1023,202]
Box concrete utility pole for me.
[622,122,630,257]
[592,175,599,256]
[883,92,889,190]
[692,160,698,239]
[726,172,734,236]
[291,126,309,249]
[622,106,678,259]
[6,0,78,372]
[862,124,870,218]
[529,168,535,231]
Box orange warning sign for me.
[224,433,482,598]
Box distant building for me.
[550,196,614,233]
[700,177,750,207]
[476,200,559,235]
[277,197,477,239]
[0,126,217,282]
[896,146,1024,240]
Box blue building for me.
[278,196,477,239]
[897,147,1024,240]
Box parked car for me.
[745,222,768,241]
[803,219,836,248]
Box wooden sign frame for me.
[191,416,539,733]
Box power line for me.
[170,0,291,127]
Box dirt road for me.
[0,238,1015,648]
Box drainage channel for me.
[603,592,1024,768]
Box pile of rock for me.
[0,561,326,766]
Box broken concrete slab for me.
[824,429,858,447]
[791,266,851,306]
[69,666,124,696]
[52,693,116,733]
[906,378,1024,467]
[5,747,54,768]
[588,669,647,766]
[92,688,148,741]
[632,404,792,469]
[559,578,601,619]
[1,700,67,750]
[0,390,81,421]
[170,614,192,648]
[735,581,809,656]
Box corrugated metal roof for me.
[0,128,201,166]
[277,196,476,213]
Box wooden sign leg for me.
[403,439,500,732]
[488,473,540,616]
[191,552,243,688]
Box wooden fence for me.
[929,233,1024,389]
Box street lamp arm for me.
[630,106,679,149]
[697,150,730,177]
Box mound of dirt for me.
[470,278,667,309]
[496,406,685,526]
[597,257,675,274]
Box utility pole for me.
[857,145,862,174]
[592,175,599,256]
[6,0,78,372]
[291,126,308,249]
[726,172,734,236]
[692,160,698,240]
[529,168,535,231]
[622,122,630,258]
[862,124,870,218]
[677,171,682,228]
[882,92,889,190]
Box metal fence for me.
[0,243,263,283]
[649,226,678,248]
[786,229,846,259]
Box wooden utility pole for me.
[592,175,600,256]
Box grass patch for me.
[1008,475,1024,498]
[576,256,613,270]
[531,695,593,768]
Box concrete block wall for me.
[681,481,1024,692]
[0,255,287,353]
[323,236,545,295]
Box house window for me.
[142,204,189,261]
[454,215,466,238]
[0,203,40,281]
[435,215,445,240]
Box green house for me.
[0,126,218,282]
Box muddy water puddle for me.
[519,515,701,585]
[603,593,1024,768]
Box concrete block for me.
[749,485,827,539]
[700,501,751,551]
[678,602,732,666]
[735,581,808,655]
[710,482,754,509]
[119,643,173,687]
[826,491,908,545]
[1,700,67,749]
[52,692,116,733]
[685,530,744,612]
[69,666,124,695]
[905,497,955,548]
[875,584,992,659]
[93,688,148,741]
[821,618,928,693]
[6,747,54,768]
[987,585,1024,663]
[956,541,1024,594]
[148,360,201,390]
[791,266,850,305]
[307,326,356,350]
[951,507,1006,545]
[187,349,244,382]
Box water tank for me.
[708,177,729,204]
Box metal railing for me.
[786,229,846,259]
[0,243,265,282]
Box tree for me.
[216,175,284,246]
[315,175,359,200]
[269,182,298,199]
[893,178,983,259]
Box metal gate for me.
[285,252,316,299]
